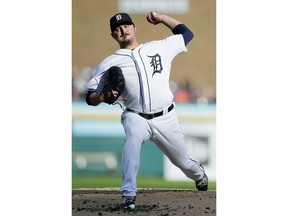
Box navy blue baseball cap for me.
[110,13,134,32]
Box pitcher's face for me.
[111,24,137,48]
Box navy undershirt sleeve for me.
[172,24,194,46]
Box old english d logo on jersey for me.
[148,54,163,76]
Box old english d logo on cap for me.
[115,14,122,22]
[110,13,134,32]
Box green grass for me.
[72,175,216,190]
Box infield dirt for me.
[72,188,216,216]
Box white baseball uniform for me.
[85,34,205,197]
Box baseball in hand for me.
[151,11,158,20]
[147,10,159,24]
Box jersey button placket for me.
[131,51,146,113]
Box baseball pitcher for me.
[84,11,208,210]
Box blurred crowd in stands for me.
[72,67,216,105]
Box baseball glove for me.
[101,66,125,104]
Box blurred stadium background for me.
[72,0,216,188]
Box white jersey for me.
[85,34,187,113]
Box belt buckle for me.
[147,113,154,119]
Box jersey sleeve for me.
[83,65,107,93]
[172,24,194,46]
[163,34,188,59]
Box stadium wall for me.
[72,101,216,181]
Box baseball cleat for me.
[196,173,208,191]
[119,196,136,210]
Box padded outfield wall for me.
[72,101,216,181]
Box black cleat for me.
[196,173,208,191]
[119,196,136,210]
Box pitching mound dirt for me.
[72,188,216,216]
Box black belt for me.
[127,104,174,120]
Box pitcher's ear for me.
[111,32,115,39]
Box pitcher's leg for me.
[154,139,205,181]
[120,112,151,196]
[120,136,141,196]
[152,110,206,182]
